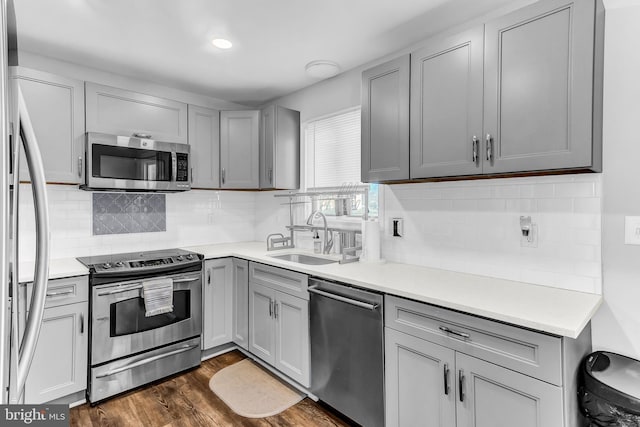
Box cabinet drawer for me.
[249,262,308,300]
[385,295,562,385]
[23,276,89,310]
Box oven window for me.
[110,290,190,337]
[92,144,172,181]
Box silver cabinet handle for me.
[444,363,450,395]
[472,136,479,165]
[269,299,273,317]
[46,289,74,297]
[207,270,211,285]
[78,156,82,178]
[16,86,51,396]
[95,344,198,379]
[190,167,193,184]
[221,168,226,185]
[268,168,273,184]
[80,313,84,334]
[439,325,470,339]
[486,133,493,163]
[459,370,465,402]
[133,133,152,139]
[274,301,278,319]
[308,285,379,310]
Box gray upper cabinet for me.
[11,67,85,184]
[361,54,410,183]
[85,82,188,143]
[259,105,300,190]
[220,110,260,189]
[188,105,220,189]
[410,26,484,179]
[483,0,600,174]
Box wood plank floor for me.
[71,350,353,427]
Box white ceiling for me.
[14,0,518,106]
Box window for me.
[304,108,378,218]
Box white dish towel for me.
[142,278,174,317]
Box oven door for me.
[91,271,202,366]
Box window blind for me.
[306,108,361,188]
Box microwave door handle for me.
[15,87,51,400]
[171,152,177,182]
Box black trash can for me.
[579,351,640,427]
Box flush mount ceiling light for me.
[305,60,340,79]
[211,38,233,49]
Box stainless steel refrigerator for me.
[0,0,51,404]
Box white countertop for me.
[19,257,89,284]
[184,241,603,339]
[22,241,602,339]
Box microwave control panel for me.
[176,153,189,182]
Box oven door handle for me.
[97,284,143,296]
[172,277,199,284]
[95,344,199,379]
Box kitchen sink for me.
[269,253,337,265]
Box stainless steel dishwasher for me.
[309,278,384,427]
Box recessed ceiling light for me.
[305,60,340,79]
[212,38,233,49]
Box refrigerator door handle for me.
[14,86,50,399]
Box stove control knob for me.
[115,261,125,268]
[186,254,194,260]
[176,255,184,261]
[102,262,112,269]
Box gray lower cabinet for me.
[188,105,220,189]
[202,259,233,349]
[259,105,300,190]
[220,110,260,189]
[248,262,310,387]
[409,26,484,179]
[385,295,590,427]
[361,54,410,183]
[20,276,88,404]
[231,258,249,350]
[483,0,601,174]
[85,82,188,144]
[10,67,85,184]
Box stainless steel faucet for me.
[306,210,333,254]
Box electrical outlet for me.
[624,216,640,245]
[521,224,538,248]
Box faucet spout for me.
[306,210,333,254]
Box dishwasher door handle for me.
[308,285,379,310]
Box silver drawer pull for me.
[439,325,470,339]
[95,344,198,379]
[133,133,152,139]
[46,289,74,297]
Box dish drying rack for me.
[266,184,369,262]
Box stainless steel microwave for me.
[81,132,191,192]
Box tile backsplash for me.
[92,193,166,235]
[18,185,256,262]
[256,174,603,294]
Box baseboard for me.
[201,342,237,361]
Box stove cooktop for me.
[77,248,203,274]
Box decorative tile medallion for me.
[93,193,166,235]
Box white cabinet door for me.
[455,353,563,427]
[85,82,188,143]
[202,259,233,349]
[24,303,88,404]
[232,258,249,350]
[220,110,260,189]
[385,328,456,427]
[259,105,300,190]
[188,105,220,188]
[274,290,310,387]
[248,281,276,365]
[11,67,85,184]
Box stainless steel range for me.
[77,248,203,403]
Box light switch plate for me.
[624,216,640,245]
